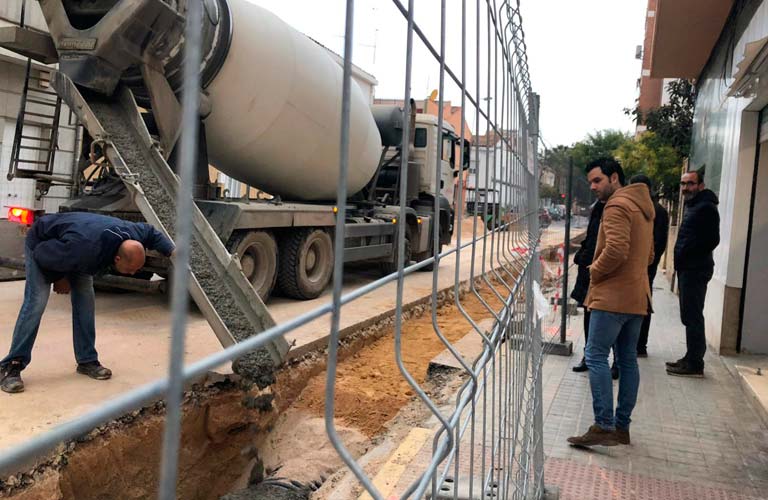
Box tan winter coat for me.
[586,183,655,316]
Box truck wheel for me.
[381,233,411,276]
[278,228,334,300]
[229,230,278,300]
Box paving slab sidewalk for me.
[543,277,768,499]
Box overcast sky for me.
[245,0,647,147]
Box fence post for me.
[528,93,547,499]
[560,158,574,344]
[543,154,574,357]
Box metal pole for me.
[157,0,202,497]
[560,157,573,344]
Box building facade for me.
[649,0,767,355]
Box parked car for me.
[547,207,562,221]
[538,208,552,228]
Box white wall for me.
[695,1,768,353]
[742,140,768,353]
[468,143,512,207]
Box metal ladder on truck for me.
[50,71,288,384]
[6,58,71,196]
[4,0,72,195]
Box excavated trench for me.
[0,277,511,500]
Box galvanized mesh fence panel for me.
[0,0,547,499]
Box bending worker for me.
[0,212,175,393]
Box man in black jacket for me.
[667,170,720,377]
[629,175,669,356]
[0,212,175,393]
[570,200,604,372]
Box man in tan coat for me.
[568,158,654,447]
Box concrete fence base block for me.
[543,340,573,357]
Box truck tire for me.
[381,233,411,276]
[229,230,278,300]
[278,228,334,300]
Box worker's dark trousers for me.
[677,269,713,371]
[637,266,659,353]
[583,308,591,345]
[0,247,99,370]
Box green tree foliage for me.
[626,80,695,156]
[623,79,696,198]
[570,130,632,173]
[539,183,559,202]
[614,132,681,199]
[541,131,631,205]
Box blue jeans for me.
[585,309,644,430]
[0,246,99,370]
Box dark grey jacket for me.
[674,189,720,271]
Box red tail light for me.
[8,207,35,225]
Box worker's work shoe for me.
[615,426,630,445]
[666,358,685,369]
[567,425,619,447]
[1,361,25,393]
[666,363,704,378]
[77,361,112,380]
[572,357,588,373]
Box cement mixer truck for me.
[2,0,467,300]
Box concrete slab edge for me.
[286,234,574,362]
[358,427,433,500]
[719,356,768,429]
[285,266,509,361]
[736,366,768,429]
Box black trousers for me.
[583,308,591,345]
[637,266,658,352]
[677,269,713,370]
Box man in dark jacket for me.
[570,200,604,372]
[0,212,175,393]
[630,175,669,356]
[667,170,720,377]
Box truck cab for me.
[412,114,463,206]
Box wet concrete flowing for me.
[89,97,276,388]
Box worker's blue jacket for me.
[26,212,174,282]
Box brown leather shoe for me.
[567,424,619,447]
[615,427,630,445]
